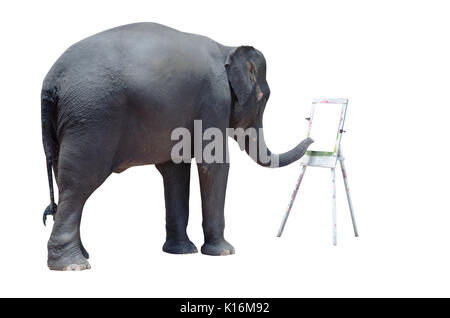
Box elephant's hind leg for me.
[48,190,92,271]
[156,161,197,254]
[47,139,113,270]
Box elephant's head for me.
[225,46,313,167]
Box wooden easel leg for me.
[277,165,307,237]
[331,168,337,246]
[339,157,359,237]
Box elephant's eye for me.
[256,86,264,101]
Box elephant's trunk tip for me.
[305,137,314,145]
[243,114,314,168]
[274,136,314,168]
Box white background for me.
[0,0,449,297]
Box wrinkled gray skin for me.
[41,22,313,270]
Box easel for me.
[277,98,358,245]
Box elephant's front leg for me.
[156,161,197,254]
[197,162,234,255]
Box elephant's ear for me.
[225,46,257,105]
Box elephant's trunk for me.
[244,114,314,168]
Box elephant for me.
[41,22,313,270]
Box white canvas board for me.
[307,103,344,152]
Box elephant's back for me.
[43,22,229,127]
[44,22,225,92]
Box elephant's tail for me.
[41,88,59,226]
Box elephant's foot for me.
[48,255,91,271]
[201,239,235,256]
[61,262,91,271]
[47,239,91,271]
[163,238,198,254]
